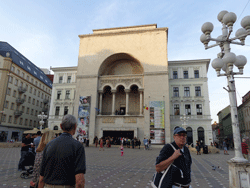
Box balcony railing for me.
[14,110,23,116]
[43,99,49,104]
[16,98,25,105]
[42,107,48,112]
[18,86,27,93]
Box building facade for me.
[168,59,213,145]
[48,24,213,145]
[48,67,77,131]
[0,42,52,142]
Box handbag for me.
[151,143,176,188]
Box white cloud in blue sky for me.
[0,0,250,123]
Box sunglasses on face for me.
[175,134,187,137]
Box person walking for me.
[143,138,148,150]
[38,114,86,188]
[223,139,229,155]
[33,131,42,152]
[241,138,249,161]
[30,131,55,188]
[99,137,104,151]
[154,127,192,188]
[94,136,98,147]
[119,144,124,156]
[196,143,201,155]
[138,139,141,149]
[18,133,32,171]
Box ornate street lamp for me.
[37,112,48,131]
[201,10,250,187]
[180,114,189,129]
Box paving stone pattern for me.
[0,146,232,188]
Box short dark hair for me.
[61,114,77,131]
[37,131,42,135]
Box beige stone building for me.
[48,24,213,145]
[0,42,52,141]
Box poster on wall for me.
[149,101,165,144]
[77,96,91,139]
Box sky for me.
[0,0,250,123]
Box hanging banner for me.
[77,96,91,139]
[149,101,165,144]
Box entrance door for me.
[197,127,205,146]
[103,131,134,139]
[186,127,193,145]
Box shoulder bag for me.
[151,143,176,188]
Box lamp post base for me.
[229,157,249,163]
[228,160,250,188]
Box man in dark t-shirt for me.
[18,134,32,171]
[38,114,86,188]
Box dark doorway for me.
[120,107,125,115]
[186,127,193,145]
[197,127,205,146]
[103,131,134,139]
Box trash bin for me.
[203,145,208,154]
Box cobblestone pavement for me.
[0,146,233,188]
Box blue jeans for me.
[18,151,28,170]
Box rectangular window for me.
[195,86,201,96]
[28,97,31,103]
[31,78,34,83]
[35,81,37,85]
[17,69,20,75]
[67,76,71,83]
[57,91,61,99]
[30,87,32,93]
[21,72,24,78]
[34,121,36,127]
[19,118,23,125]
[10,103,15,110]
[64,106,68,115]
[9,76,13,83]
[38,91,40,97]
[35,110,38,116]
[8,116,12,123]
[39,83,41,88]
[194,70,199,78]
[34,89,36,95]
[26,75,29,81]
[173,71,178,79]
[11,66,15,72]
[41,93,44,99]
[31,109,34,115]
[174,104,180,115]
[24,95,26,101]
[196,104,202,115]
[173,87,179,97]
[13,90,16,98]
[14,79,18,86]
[185,104,191,115]
[4,101,9,109]
[37,100,39,106]
[59,76,63,83]
[20,82,23,87]
[40,102,43,108]
[29,120,32,126]
[55,106,60,116]
[184,87,190,97]
[33,99,35,105]
[14,117,17,124]
[65,90,70,99]
[2,115,6,122]
[26,108,30,114]
[22,106,25,112]
[7,88,11,95]
[183,71,189,79]
[25,119,28,125]
[25,84,28,90]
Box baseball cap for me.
[173,127,187,135]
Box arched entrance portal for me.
[197,127,205,146]
[186,127,193,145]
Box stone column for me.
[139,89,143,115]
[111,90,116,115]
[125,89,130,115]
[99,91,103,115]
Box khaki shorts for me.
[44,184,75,188]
